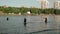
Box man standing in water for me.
[45,18,47,24]
[7,17,9,21]
[24,18,27,27]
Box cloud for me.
[36,0,47,1]
[36,0,49,3]
[36,0,40,1]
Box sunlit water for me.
[0,15,60,34]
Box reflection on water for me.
[0,15,60,34]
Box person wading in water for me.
[24,18,27,27]
[45,18,47,24]
[7,17,9,21]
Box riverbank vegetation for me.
[0,6,60,15]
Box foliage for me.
[0,6,60,15]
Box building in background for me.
[41,0,49,9]
[2,5,8,8]
[37,0,49,9]
[54,0,60,9]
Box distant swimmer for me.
[45,18,47,24]
[6,17,9,21]
[24,18,27,26]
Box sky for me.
[0,0,58,8]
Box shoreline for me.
[0,14,60,16]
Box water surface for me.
[0,15,60,34]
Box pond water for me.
[0,15,60,34]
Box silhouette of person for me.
[24,18,27,27]
[45,18,47,24]
[54,9,56,14]
[7,17,9,21]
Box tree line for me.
[0,6,60,15]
